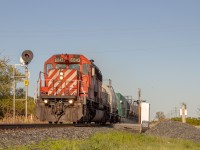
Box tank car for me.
[36,54,111,124]
[102,84,120,123]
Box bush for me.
[171,117,200,126]
[0,97,36,119]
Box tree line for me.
[0,56,35,119]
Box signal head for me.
[21,50,34,65]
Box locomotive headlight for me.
[44,99,48,104]
[60,72,64,80]
[69,99,74,104]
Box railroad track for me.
[0,123,142,134]
[0,123,111,130]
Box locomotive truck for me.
[36,53,119,124]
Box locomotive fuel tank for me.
[91,110,105,122]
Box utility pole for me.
[138,88,141,124]
[175,107,178,117]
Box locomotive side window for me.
[56,64,67,69]
[83,64,89,75]
[69,64,80,71]
[46,64,53,74]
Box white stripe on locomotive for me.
[58,70,77,95]
[48,70,78,95]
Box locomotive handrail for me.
[35,71,48,101]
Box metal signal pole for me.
[21,50,33,120]
[12,50,33,122]
[12,64,26,121]
[25,65,28,120]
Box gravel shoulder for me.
[145,120,200,142]
[0,127,114,149]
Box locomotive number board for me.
[69,58,80,63]
[54,57,66,63]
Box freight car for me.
[36,54,118,124]
[116,93,130,118]
[102,83,120,123]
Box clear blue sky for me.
[1,0,200,119]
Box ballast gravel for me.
[1,120,200,149]
[145,120,200,142]
[0,127,114,149]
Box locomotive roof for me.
[45,54,101,71]
[44,53,102,81]
[45,53,90,63]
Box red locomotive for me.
[36,53,119,124]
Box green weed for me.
[9,131,200,150]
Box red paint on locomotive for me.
[40,54,100,99]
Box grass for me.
[0,115,44,124]
[171,117,200,126]
[7,131,200,150]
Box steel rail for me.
[0,123,111,130]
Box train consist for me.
[36,54,120,124]
[35,53,149,124]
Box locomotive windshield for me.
[69,64,80,71]
[46,63,80,75]
[56,64,67,69]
